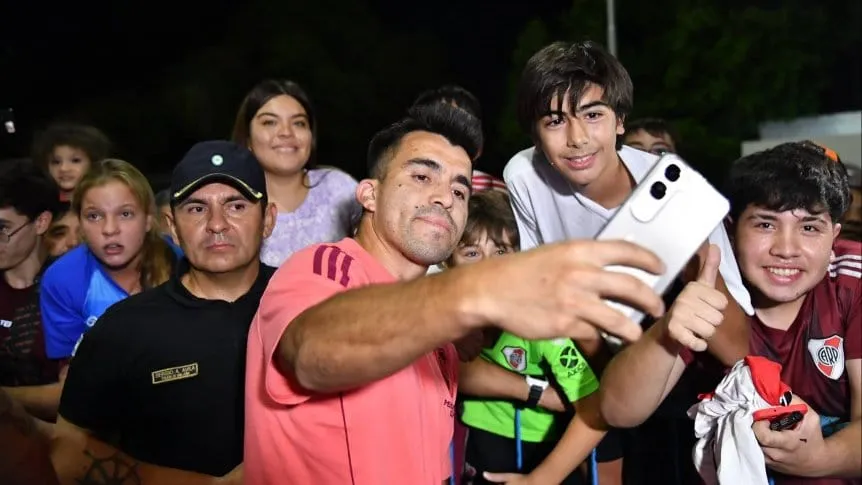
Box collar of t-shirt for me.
[0,256,55,293]
[165,257,276,307]
[534,146,654,221]
[337,237,398,283]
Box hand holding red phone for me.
[753,395,826,476]
[753,403,808,431]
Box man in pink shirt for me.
[245,104,670,484]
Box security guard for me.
[51,141,276,485]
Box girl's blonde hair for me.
[72,159,173,289]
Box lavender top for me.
[260,168,361,267]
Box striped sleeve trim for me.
[312,245,355,287]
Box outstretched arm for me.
[51,416,231,485]
[459,358,565,412]
[276,238,666,394]
[599,322,689,428]
[529,393,607,484]
[278,270,476,392]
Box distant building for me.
[742,111,861,169]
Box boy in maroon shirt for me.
[729,142,860,485]
[0,160,62,422]
[601,141,860,484]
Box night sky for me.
[1,0,859,184]
[0,0,572,179]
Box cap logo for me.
[211,155,224,166]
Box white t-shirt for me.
[503,145,753,315]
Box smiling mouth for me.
[766,267,801,277]
[562,153,597,167]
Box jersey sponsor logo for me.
[151,363,199,385]
[502,346,527,371]
[558,346,586,376]
[312,245,355,287]
[807,335,845,380]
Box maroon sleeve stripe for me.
[312,245,354,287]
[312,245,328,276]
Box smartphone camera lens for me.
[650,181,667,200]
[665,164,681,182]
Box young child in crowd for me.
[40,159,177,364]
[452,191,615,485]
[31,123,111,202]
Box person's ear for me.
[262,202,277,239]
[356,179,378,213]
[34,211,53,236]
[616,114,626,136]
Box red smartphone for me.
[753,404,808,431]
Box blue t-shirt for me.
[41,245,132,359]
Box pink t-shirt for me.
[244,238,458,485]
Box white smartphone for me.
[595,154,729,342]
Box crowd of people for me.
[1,39,860,485]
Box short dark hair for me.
[31,123,112,171]
[0,159,61,219]
[624,118,676,143]
[367,104,483,179]
[726,140,851,223]
[412,85,483,122]
[516,40,633,136]
[231,79,318,168]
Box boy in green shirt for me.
[453,191,612,485]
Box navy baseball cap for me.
[170,140,266,205]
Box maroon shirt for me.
[685,240,861,485]
[0,272,60,387]
[749,239,861,485]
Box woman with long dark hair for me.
[232,79,360,266]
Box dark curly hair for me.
[725,140,851,223]
[31,123,112,171]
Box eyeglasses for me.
[0,222,31,244]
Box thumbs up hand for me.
[663,244,729,352]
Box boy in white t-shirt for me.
[503,39,751,360]
[502,40,753,483]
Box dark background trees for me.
[1,0,859,186]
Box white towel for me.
[687,359,771,485]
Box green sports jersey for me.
[460,333,599,442]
